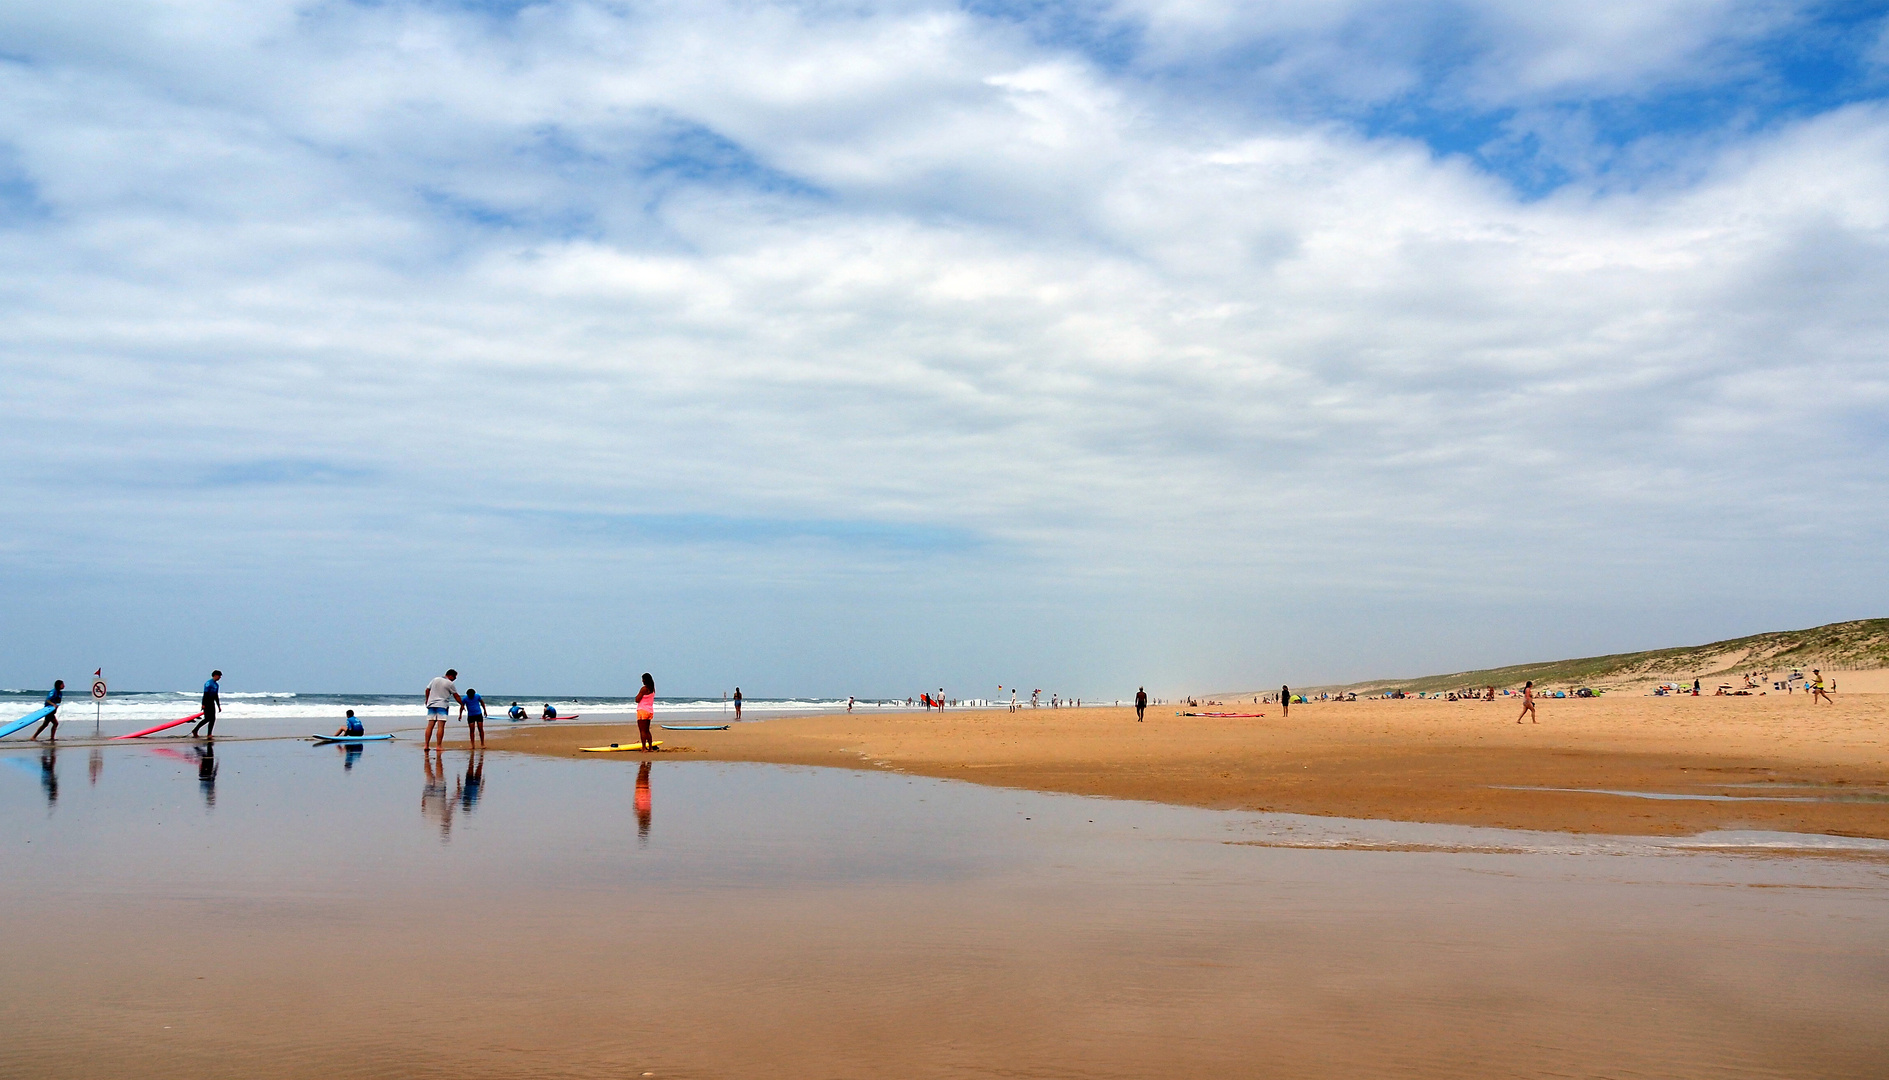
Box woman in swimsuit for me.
[1811,670,1833,705]
[1517,680,1537,724]
[636,673,657,750]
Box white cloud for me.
[1,1,1886,692]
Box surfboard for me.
[113,712,204,739]
[659,724,727,730]
[0,706,55,739]
[1183,712,1265,717]
[312,734,394,743]
[542,714,578,721]
[579,741,663,752]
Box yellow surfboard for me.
[579,742,663,753]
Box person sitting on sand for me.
[542,704,558,720]
[334,709,365,737]
[508,702,526,720]
[1517,680,1537,724]
[1811,670,1833,705]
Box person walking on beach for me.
[189,671,222,738]
[636,673,657,751]
[1280,685,1291,718]
[29,680,64,741]
[424,669,462,751]
[733,687,743,721]
[1135,687,1147,722]
[1517,681,1537,724]
[460,688,488,748]
[1811,670,1834,705]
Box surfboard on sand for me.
[659,724,727,730]
[312,734,395,743]
[543,714,579,721]
[1181,712,1265,717]
[580,742,663,752]
[114,712,205,739]
[0,706,54,739]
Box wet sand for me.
[486,694,1889,838]
[4,743,1886,1080]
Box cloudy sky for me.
[3,0,1886,697]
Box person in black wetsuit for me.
[1280,684,1291,718]
[1134,687,1147,722]
[190,670,223,738]
[30,680,64,741]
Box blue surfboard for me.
[311,733,395,743]
[0,706,54,740]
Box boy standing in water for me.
[30,680,64,740]
[190,671,222,738]
[460,688,488,748]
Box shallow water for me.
[2,739,1886,1079]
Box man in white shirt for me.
[424,669,462,751]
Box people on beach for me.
[542,703,558,720]
[29,680,64,741]
[424,669,462,751]
[1280,685,1290,718]
[1517,680,1537,724]
[1811,670,1833,705]
[733,687,743,721]
[1693,678,1701,697]
[1135,686,1147,722]
[461,688,488,748]
[847,696,855,713]
[190,670,222,738]
[508,702,526,720]
[636,673,657,751]
[334,709,365,737]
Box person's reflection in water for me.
[193,744,218,809]
[89,747,103,787]
[456,751,484,815]
[634,760,652,843]
[421,751,453,839]
[39,745,59,805]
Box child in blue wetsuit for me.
[332,709,365,738]
[460,689,487,749]
[508,702,526,721]
[30,681,64,741]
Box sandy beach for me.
[486,692,1889,838]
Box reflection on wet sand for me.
[89,747,102,786]
[421,751,451,837]
[457,751,484,815]
[39,746,57,805]
[194,744,217,809]
[635,760,651,841]
[336,741,362,771]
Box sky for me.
[2,0,1887,697]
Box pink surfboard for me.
[114,712,204,739]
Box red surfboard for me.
[114,712,204,739]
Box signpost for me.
[91,671,106,734]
